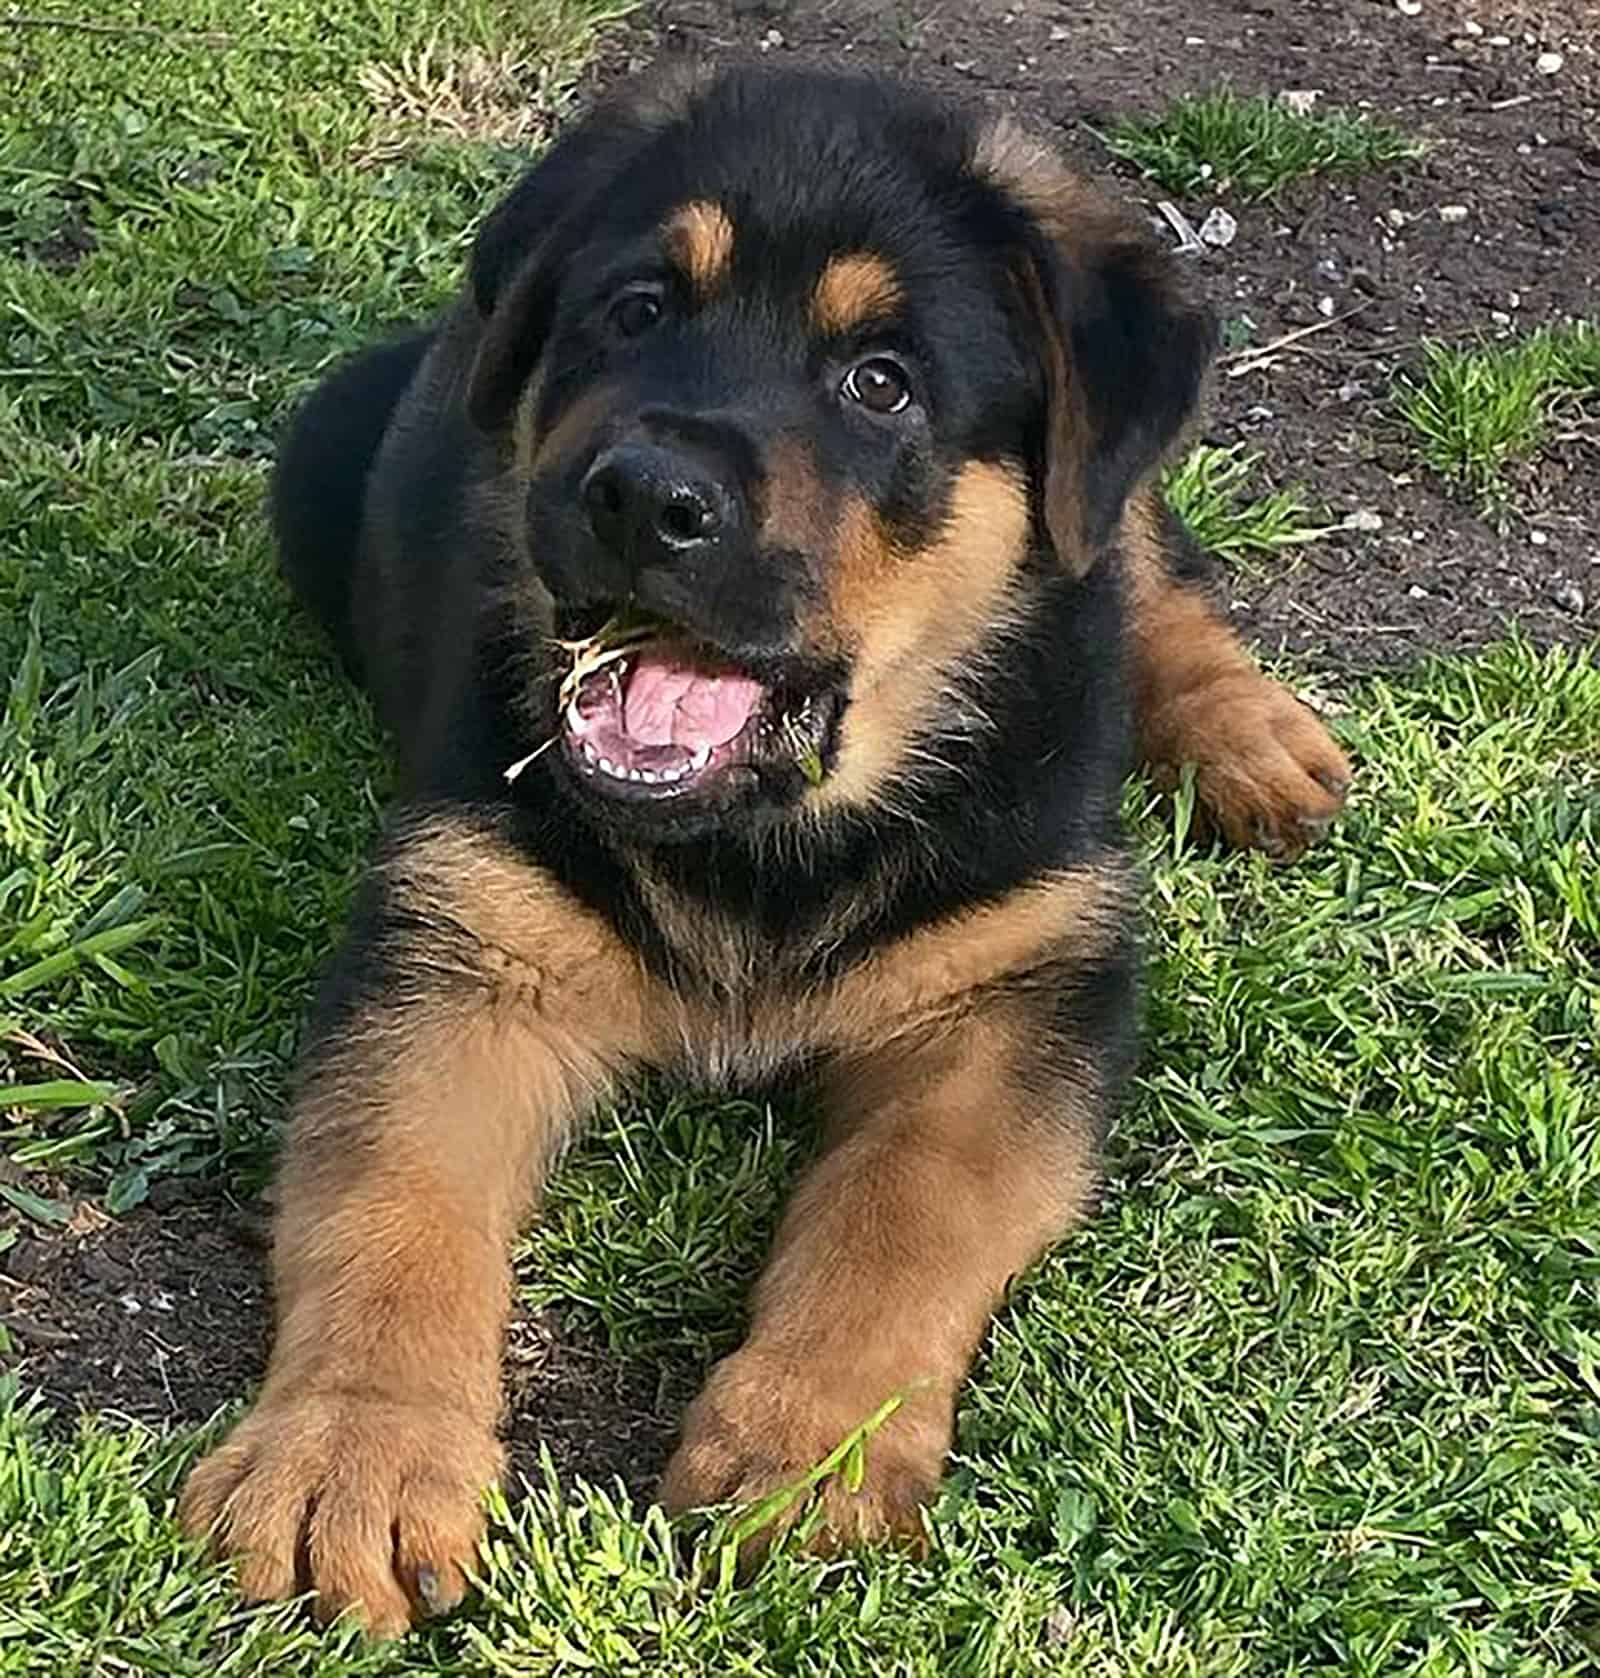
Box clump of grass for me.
[1106,91,1423,198]
[1395,321,1600,510]
[1162,444,1332,565]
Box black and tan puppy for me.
[180,65,1349,1634]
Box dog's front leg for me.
[181,814,653,1636]
[660,977,1128,1560]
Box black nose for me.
[581,445,736,566]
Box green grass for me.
[5,10,1600,1675]
[1105,92,1423,199]
[1163,444,1334,568]
[5,641,1599,1674]
[1395,323,1600,511]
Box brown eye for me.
[610,288,664,338]
[842,357,912,415]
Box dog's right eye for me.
[609,287,665,338]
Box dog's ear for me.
[972,117,1218,576]
[466,64,710,431]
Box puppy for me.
[181,64,1349,1635]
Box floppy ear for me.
[973,118,1218,576]
[465,63,710,431]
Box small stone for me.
[1408,584,1429,599]
[80,1249,134,1287]
[1246,404,1276,422]
[1529,530,1549,547]
[0,1312,74,1348]
[1317,295,1337,318]
[1279,89,1320,115]
[1463,18,1483,35]
[1553,580,1586,614]
[1438,204,1470,223]
[1386,207,1407,229]
[1045,1606,1076,1645]
[1488,33,1510,46]
[1396,0,1422,14]
[1049,23,1070,39]
[1492,310,1511,326]
[2,1237,51,1284]
[1508,290,1521,308]
[1347,509,1384,533]
[1536,51,1563,74]
[1198,206,1239,247]
[1337,380,1367,402]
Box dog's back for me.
[270,327,432,681]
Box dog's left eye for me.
[609,287,665,338]
[841,357,913,415]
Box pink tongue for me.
[623,649,765,750]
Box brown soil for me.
[3,1189,679,1500]
[600,0,1600,670]
[8,0,1597,1491]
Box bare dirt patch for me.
[3,1191,680,1501]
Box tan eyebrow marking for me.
[662,200,735,299]
[812,252,903,335]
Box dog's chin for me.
[540,609,842,842]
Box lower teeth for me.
[579,740,693,785]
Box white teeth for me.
[566,700,586,734]
[575,744,707,786]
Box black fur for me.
[271,328,432,680]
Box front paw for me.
[1168,675,1351,861]
[179,1390,503,1638]
[658,1351,951,1563]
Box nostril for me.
[659,494,714,544]
[583,470,625,522]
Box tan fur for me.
[664,200,735,299]
[180,818,663,1633]
[759,436,834,561]
[659,1005,1101,1559]
[814,460,1032,812]
[802,858,1131,1053]
[811,252,903,336]
[1121,490,1351,858]
[972,115,1125,252]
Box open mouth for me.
[548,611,833,803]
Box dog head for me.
[469,66,1215,840]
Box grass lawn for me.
[3,5,1599,1675]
